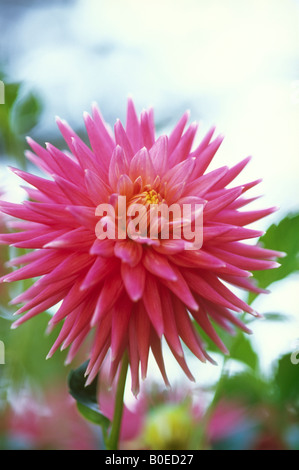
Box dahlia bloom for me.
[0,99,282,394]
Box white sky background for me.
[1,0,299,393]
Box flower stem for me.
[106,352,129,450]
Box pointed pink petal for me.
[117,174,134,198]
[220,274,270,295]
[142,274,164,337]
[12,292,65,329]
[91,274,124,326]
[128,318,140,396]
[160,265,199,311]
[108,145,129,190]
[1,251,65,283]
[170,249,226,270]
[172,297,207,362]
[189,126,216,158]
[140,109,155,149]
[35,252,93,289]
[166,340,195,381]
[213,207,277,226]
[168,111,190,155]
[208,246,281,271]
[26,137,64,176]
[135,302,151,379]
[129,147,156,186]
[114,240,142,266]
[150,330,170,387]
[71,135,107,181]
[212,156,252,190]
[126,98,142,153]
[87,314,112,372]
[81,257,118,291]
[160,287,184,357]
[192,307,229,355]
[162,156,196,188]
[62,295,98,349]
[9,167,65,203]
[153,239,192,255]
[184,166,229,197]
[111,294,133,360]
[90,238,115,257]
[183,270,243,313]
[50,276,96,326]
[64,325,90,365]
[83,112,111,172]
[200,271,256,314]
[114,119,134,161]
[92,102,115,153]
[192,135,224,178]
[169,123,198,166]
[202,298,254,333]
[222,241,285,260]
[67,205,97,231]
[45,142,84,185]
[84,169,111,205]
[121,261,146,302]
[44,227,95,250]
[143,249,178,281]
[47,310,78,358]
[204,187,243,219]
[149,135,168,176]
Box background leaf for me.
[249,213,299,303]
[213,371,269,405]
[274,353,299,407]
[11,91,43,135]
[228,333,259,371]
[0,78,43,162]
[68,361,111,434]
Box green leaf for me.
[214,371,269,405]
[2,82,21,109]
[76,402,111,430]
[263,312,288,322]
[249,213,299,303]
[228,333,258,371]
[274,353,299,406]
[11,91,42,135]
[0,82,21,140]
[0,312,68,385]
[68,361,111,434]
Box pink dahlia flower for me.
[0,99,282,394]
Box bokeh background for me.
[0,0,298,450]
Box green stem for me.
[106,352,129,450]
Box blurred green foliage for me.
[249,213,299,303]
[0,71,43,165]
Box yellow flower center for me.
[144,189,160,205]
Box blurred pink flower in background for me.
[207,399,250,442]
[1,385,98,450]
